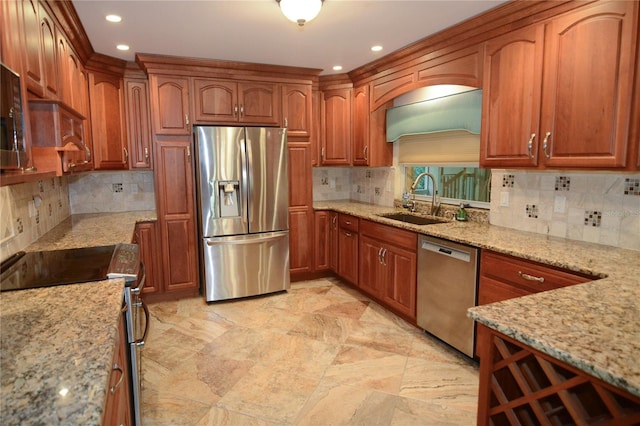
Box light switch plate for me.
[500,192,509,207]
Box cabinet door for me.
[288,142,313,275]
[150,75,191,135]
[383,245,417,319]
[192,78,237,123]
[22,0,45,96]
[39,7,59,99]
[134,221,162,296]
[540,1,636,168]
[125,79,153,169]
[321,88,352,165]
[238,81,280,125]
[338,228,358,285]
[102,313,132,426]
[352,85,369,166]
[89,72,128,170]
[314,211,331,271]
[358,234,384,298]
[480,24,544,168]
[56,33,71,107]
[155,140,199,292]
[283,83,312,138]
[289,207,313,275]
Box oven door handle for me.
[131,262,146,295]
[135,298,150,349]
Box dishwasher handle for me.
[421,240,471,262]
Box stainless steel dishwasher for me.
[417,235,479,357]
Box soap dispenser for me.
[456,203,468,221]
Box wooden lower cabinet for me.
[132,221,162,296]
[337,214,359,285]
[103,312,132,426]
[359,220,417,320]
[478,250,593,305]
[289,207,314,276]
[476,324,640,426]
[154,138,199,296]
[314,211,331,271]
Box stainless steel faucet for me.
[409,172,441,215]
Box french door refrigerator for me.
[194,126,290,302]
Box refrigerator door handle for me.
[206,231,288,246]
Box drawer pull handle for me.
[343,231,352,237]
[518,271,545,283]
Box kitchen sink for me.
[378,213,448,225]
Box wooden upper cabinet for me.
[238,81,280,125]
[540,1,636,168]
[481,1,638,170]
[125,79,153,169]
[352,85,369,166]
[282,83,312,138]
[481,24,544,168]
[89,71,128,170]
[192,78,236,122]
[192,78,281,125]
[150,75,191,135]
[39,6,59,99]
[321,88,352,165]
[22,0,45,97]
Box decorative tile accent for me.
[584,210,602,227]
[51,178,56,189]
[502,174,515,188]
[526,204,539,219]
[374,187,381,196]
[35,210,40,225]
[16,218,23,234]
[555,176,571,191]
[48,203,53,217]
[38,180,44,193]
[112,183,123,193]
[321,177,329,185]
[624,178,639,196]
[365,170,371,178]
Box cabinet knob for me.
[518,271,545,283]
[185,114,190,125]
[542,132,552,159]
[284,117,288,128]
[527,133,536,159]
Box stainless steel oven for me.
[108,244,148,426]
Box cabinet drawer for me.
[338,213,359,233]
[360,219,417,251]
[480,251,593,294]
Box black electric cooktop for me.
[0,244,139,292]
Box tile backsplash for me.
[0,177,71,261]
[312,167,395,207]
[490,170,640,251]
[68,171,156,214]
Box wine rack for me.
[477,325,640,425]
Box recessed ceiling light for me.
[332,65,343,71]
[116,44,130,51]
[105,15,122,23]
[371,45,383,52]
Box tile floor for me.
[141,278,479,425]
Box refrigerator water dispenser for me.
[218,181,240,217]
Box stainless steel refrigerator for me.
[193,126,290,302]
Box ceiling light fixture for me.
[332,65,343,71]
[105,14,122,23]
[371,45,383,52]
[277,0,323,27]
[116,44,130,51]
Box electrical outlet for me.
[500,192,509,207]
[554,195,566,213]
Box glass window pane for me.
[405,166,491,205]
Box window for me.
[404,165,491,207]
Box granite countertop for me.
[0,210,156,425]
[314,200,640,398]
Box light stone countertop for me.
[314,200,640,398]
[0,210,157,425]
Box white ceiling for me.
[72,0,507,75]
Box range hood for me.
[386,89,482,142]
